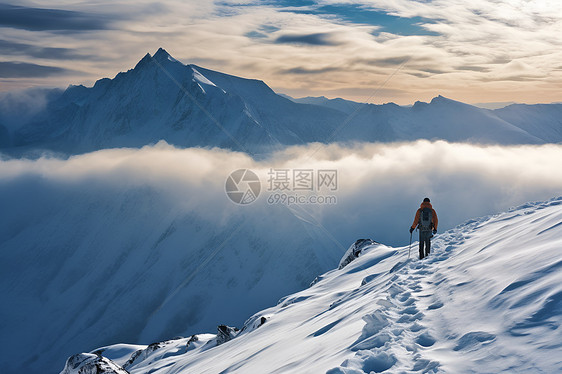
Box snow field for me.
[66,197,562,373]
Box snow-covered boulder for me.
[241,314,269,334]
[216,325,240,346]
[60,353,128,374]
[338,239,379,269]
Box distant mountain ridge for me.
[8,48,344,155]
[1,48,561,155]
[292,95,562,144]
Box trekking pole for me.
[408,231,412,259]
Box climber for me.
[410,198,438,259]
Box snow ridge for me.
[330,197,562,373]
[60,197,562,373]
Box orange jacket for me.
[411,201,438,230]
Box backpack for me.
[419,207,433,231]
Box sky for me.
[0,0,561,105]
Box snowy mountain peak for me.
[133,48,179,71]
[153,47,178,64]
[154,47,169,58]
[429,95,457,105]
[412,95,462,108]
[134,52,153,70]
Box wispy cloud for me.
[0,61,75,78]
[281,66,340,74]
[0,0,560,104]
[0,39,89,60]
[275,32,341,46]
[0,4,117,32]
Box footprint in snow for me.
[402,305,419,315]
[397,291,412,302]
[351,333,391,351]
[399,296,415,306]
[357,351,397,373]
[376,298,396,309]
[415,331,436,347]
[397,312,424,324]
[387,284,406,298]
[391,328,403,336]
[409,322,425,332]
[408,284,423,292]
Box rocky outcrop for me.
[338,239,378,269]
[216,325,240,346]
[60,353,129,374]
[186,334,199,349]
[123,338,184,370]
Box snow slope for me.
[61,197,562,373]
[494,103,562,143]
[0,164,342,374]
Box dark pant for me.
[419,230,432,259]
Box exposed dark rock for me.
[186,334,199,349]
[310,275,322,286]
[123,338,183,370]
[240,313,270,334]
[60,353,129,374]
[216,325,240,346]
[122,350,143,371]
[338,239,379,269]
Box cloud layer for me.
[0,3,117,31]
[2,140,561,247]
[0,0,560,104]
[0,61,74,78]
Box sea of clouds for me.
[2,140,561,248]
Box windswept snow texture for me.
[63,197,562,373]
[2,48,561,156]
